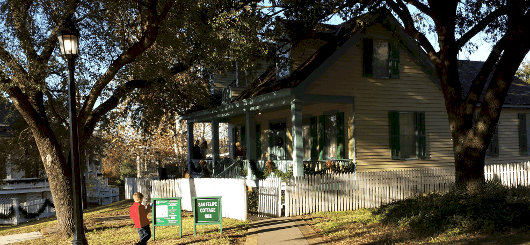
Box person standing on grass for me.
[130,192,152,245]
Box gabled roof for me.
[458,60,530,106]
[235,11,441,101]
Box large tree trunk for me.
[34,134,76,237]
[9,90,76,237]
[452,130,487,193]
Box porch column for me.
[211,118,220,164]
[187,121,194,172]
[245,112,257,161]
[228,123,235,159]
[291,99,304,177]
[352,97,356,164]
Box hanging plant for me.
[326,160,334,172]
[266,160,275,173]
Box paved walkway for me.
[0,232,42,245]
[245,217,321,245]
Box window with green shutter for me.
[363,39,399,79]
[336,112,345,159]
[389,111,426,160]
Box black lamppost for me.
[57,16,88,245]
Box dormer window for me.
[363,39,400,79]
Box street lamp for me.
[57,16,87,245]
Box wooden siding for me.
[305,24,454,172]
[486,109,530,165]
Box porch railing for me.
[211,159,355,179]
[304,159,356,173]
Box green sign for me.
[152,197,182,240]
[192,196,222,236]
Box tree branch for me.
[9,0,40,70]
[79,79,156,144]
[463,34,507,114]
[404,0,432,16]
[45,90,67,126]
[455,5,508,50]
[0,45,29,84]
[40,1,80,62]
[388,0,439,63]
[78,1,168,128]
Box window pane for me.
[373,40,389,78]
[399,113,416,158]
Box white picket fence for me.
[256,178,282,217]
[125,178,247,221]
[485,161,530,186]
[0,198,55,225]
[256,162,530,217]
[283,167,455,216]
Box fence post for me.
[12,198,19,225]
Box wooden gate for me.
[257,177,282,217]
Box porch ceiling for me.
[182,88,354,123]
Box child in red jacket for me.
[130,192,152,245]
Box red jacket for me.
[130,202,151,228]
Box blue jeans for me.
[136,225,151,245]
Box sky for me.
[322,7,526,63]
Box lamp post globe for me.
[57,16,87,245]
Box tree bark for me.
[8,89,76,236]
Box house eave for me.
[182,88,295,122]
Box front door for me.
[269,122,287,160]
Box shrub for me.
[374,180,530,237]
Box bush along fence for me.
[0,198,55,225]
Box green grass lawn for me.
[0,199,248,245]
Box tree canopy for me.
[0,0,273,236]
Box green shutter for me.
[390,43,400,79]
[491,126,499,157]
[389,111,400,159]
[241,126,246,144]
[318,115,325,160]
[415,112,426,159]
[519,114,528,156]
[363,39,373,77]
[336,112,345,159]
[310,117,318,160]
[256,124,261,159]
